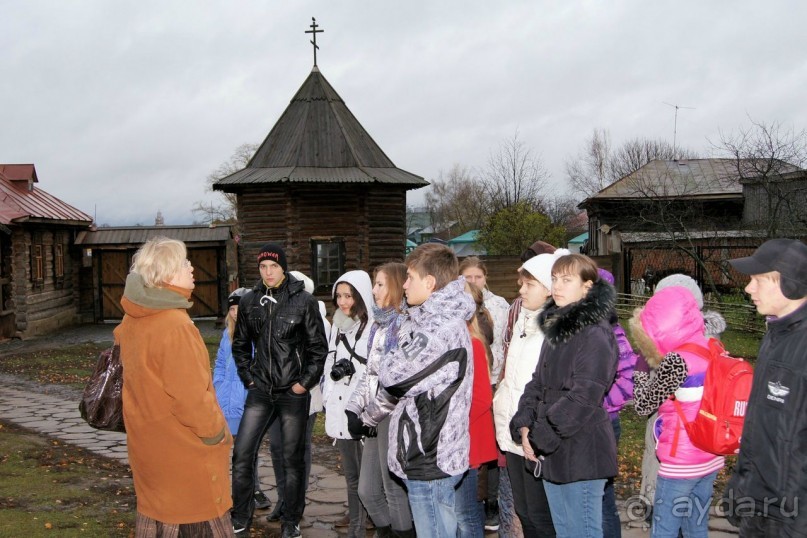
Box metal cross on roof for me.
[305,17,324,67]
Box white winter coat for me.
[484,289,510,382]
[322,271,374,440]
[492,306,545,456]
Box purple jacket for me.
[603,314,638,417]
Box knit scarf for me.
[369,302,405,355]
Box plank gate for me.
[99,248,222,320]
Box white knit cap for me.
[520,248,571,292]
[654,273,703,309]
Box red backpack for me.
[671,338,753,456]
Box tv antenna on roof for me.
[663,102,695,160]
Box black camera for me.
[330,358,356,381]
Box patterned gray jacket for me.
[377,277,475,480]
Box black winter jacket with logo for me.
[232,275,327,393]
[728,301,807,533]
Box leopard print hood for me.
[539,278,615,346]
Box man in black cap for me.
[230,243,327,538]
[725,238,807,537]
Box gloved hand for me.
[346,411,365,439]
[346,410,378,439]
[633,352,688,416]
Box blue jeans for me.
[231,388,310,528]
[651,471,717,538]
[455,469,484,538]
[544,478,607,538]
[404,474,463,538]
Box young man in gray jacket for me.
[370,243,475,538]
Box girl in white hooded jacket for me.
[322,270,374,538]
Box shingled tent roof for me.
[214,66,427,191]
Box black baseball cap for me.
[729,239,807,299]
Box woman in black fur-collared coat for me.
[510,254,619,538]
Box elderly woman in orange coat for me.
[115,237,233,537]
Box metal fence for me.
[624,243,760,296]
[480,250,767,334]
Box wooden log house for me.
[214,65,427,291]
[0,164,93,338]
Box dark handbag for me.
[78,344,125,433]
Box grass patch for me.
[615,411,645,499]
[0,343,112,389]
[0,421,135,537]
[720,328,761,361]
[0,335,223,390]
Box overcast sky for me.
[2,1,806,226]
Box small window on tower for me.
[311,239,345,292]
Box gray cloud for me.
[2,1,805,224]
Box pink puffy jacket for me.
[641,287,725,479]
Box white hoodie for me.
[322,270,374,440]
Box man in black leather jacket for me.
[726,239,807,538]
[230,243,327,538]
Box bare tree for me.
[539,194,586,232]
[714,119,807,238]
[192,142,258,224]
[608,137,697,181]
[482,131,549,211]
[565,128,612,197]
[425,164,487,233]
[191,200,235,225]
[566,129,699,197]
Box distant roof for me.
[621,230,767,243]
[75,225,232,246]
[0,164,92,226]
[214,67,427,190]
[568,231,589,244]
[0,164,39,182]
[452,243,486,257]
[580,158,802,207]
[447,229,480,244]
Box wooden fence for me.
[616,292,765,334]
[475,255,765,335]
